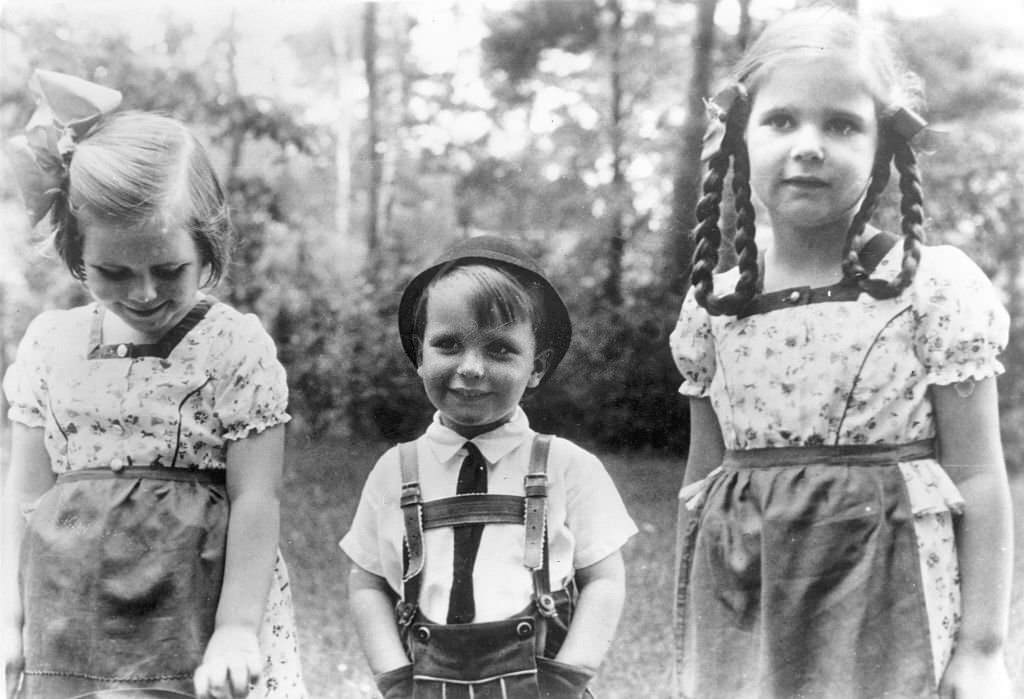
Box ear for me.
[528,348,552,388]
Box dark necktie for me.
[447,442,487,624]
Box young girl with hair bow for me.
[2,70,306,699]
[671,7,1013,698]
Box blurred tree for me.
[664,0,717,299]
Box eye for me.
[153,264,189,281]
[487,341,519,359]
[92,266,132,282]
[827,118,859,136]
[762,112,795,130]
[428,334,461,353]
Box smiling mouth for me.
[123,302,168,317]
[451,389,489,400]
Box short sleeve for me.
[913,245,1009,386]
[3,312,57,428]
[214,312,291,440]
[669,286,716,398]
[339,447,399,584]
[560,440,637,569]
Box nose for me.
[791,125,824,162]
[128,273,158,303]
[456,351,485,379]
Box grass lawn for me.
[282,433,1024,698]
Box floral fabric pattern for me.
[3,298,305,698]
[670,242,1008,682]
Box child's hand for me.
[2,623,24,699]
[193,625,262,699]
[938,645,1012,699]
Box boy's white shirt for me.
[340,406,637,623]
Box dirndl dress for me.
[669,242,1009,698]
[3,299,306,698]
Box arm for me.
[194,425,285,699]
[931,377,1013,699]
[348,564,410,673]
[683,397,725,488]
[677,398,724,571]
[1,425,54,698]
[552,550,626,672]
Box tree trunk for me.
[664,0,718,298]
[737,0,753,51]
[603,0,627,306]
[363,1,381,261]
[224,9,244,178]
[379,4,411,260]
[332,4,359,243]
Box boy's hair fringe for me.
[691,7,925,316]
[50,110,232,286]
[409,263,549,362]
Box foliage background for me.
[1,0,1023,458]
[1,0,1023,696]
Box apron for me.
[391,435,590,699]
[19,465,228,698]
[675,441,940,699]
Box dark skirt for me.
[676,445,939,699]
[19,467,227,697]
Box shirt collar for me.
[424,406,532,466]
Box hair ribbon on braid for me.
[5,69,122,225]
[880,104,944,153]
[701,83,749,162]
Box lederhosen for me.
[393,434,580,698]
[18,300,229,698]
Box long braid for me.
[690,148,728,311]
[841,137,893,283]
[691,92,758,316]
[853,128,924,299]
[890,137,924,289]
[730,136,759,304]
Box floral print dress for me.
[4,297,306,698]
[669,242,1008,698]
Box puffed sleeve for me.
[213,311,291,440]
[669,286,716,398]
[2,311,57,428]
[912,245,1009,386]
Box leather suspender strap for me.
[523,434,551,573]
[422,494,524,529]
[398,441,425,588]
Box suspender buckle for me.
[524,472,548,497]
[395,599,418,630]
[535,593,558,618]
[400,481,422,507]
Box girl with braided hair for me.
[670,7,1012,698]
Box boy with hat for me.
[340,236,637,698]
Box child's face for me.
[745,56,879,234]
[81,217,206,342]
[417,280,548,438]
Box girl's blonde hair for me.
[692,6,927,315]
[53,111,232,285]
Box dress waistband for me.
[721,439,935,469]
[56,466,227,485]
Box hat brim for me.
[397,236,571,385]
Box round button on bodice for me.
[115,344,129,358]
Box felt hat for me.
[398,235,572,384]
